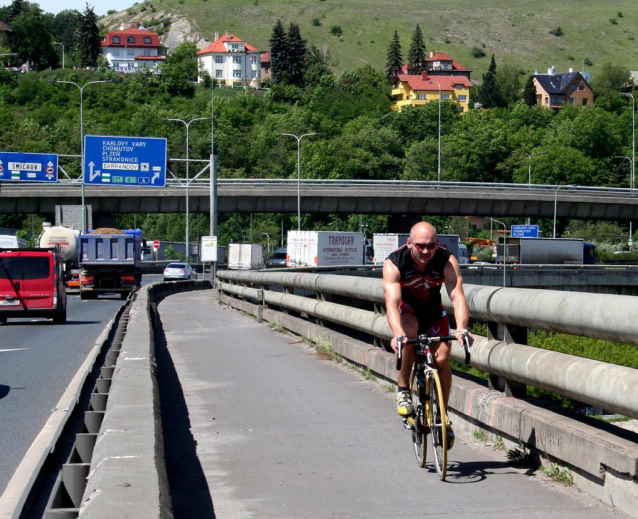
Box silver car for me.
[163,263,197,281]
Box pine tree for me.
[269,19,288,85]
[286,23,307,86]
[477,55,505,108]
[406,24,426,75]
[6,0,25,23]
[385,30,403,84]
[78,3,100,68]
[523,75,537,107]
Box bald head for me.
[409,222,438,243]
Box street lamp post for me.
[486,217,507,287]
[615,156,634,251]
[54,42,65,69]
[553,184,577,239]
[620,92,635,191]
[276,132,321,230]
[429,80,442,183]
[162,116,213,262]
[512,150,548,186]
[55,80,111,233]
[262,232,270,254]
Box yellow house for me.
[392,71,472,113]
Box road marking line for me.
[0,349,29,353]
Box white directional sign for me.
[83,135,167,188]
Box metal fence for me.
[218,269,638,419]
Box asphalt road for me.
[0,274,162,497]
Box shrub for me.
[107,9,117,14]
[312,17,321,26]
[330,25,343,37]
[549,26,564,37]
[471,47,486,58]
[584,58,593,66]
[610,18,618,25]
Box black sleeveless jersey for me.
[386,245,451,323]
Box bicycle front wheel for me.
[427,370,448,480]
[410,373,427,467]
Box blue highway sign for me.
[84,135,167,188]
[0,151,58,182]
[511,225,539,238]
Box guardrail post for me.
[315,290,331,327]
[373,302,391,351]
[487,322,527,398]
[257,289,263,323]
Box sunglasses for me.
[411,241,438,251]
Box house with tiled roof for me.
[197,31,262,87]
[260,51,271,80]
[101,22,164,74]
[425,52,471,79]
[392,71,472,112]
[533,67,593,109]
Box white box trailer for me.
[228,243,263,270]
[372,233,409,264]
[287,231,365,267]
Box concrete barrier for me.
[78,280,210,519]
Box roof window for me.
[113,36,120,44]
[127,36,135,43]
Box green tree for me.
[591,64,631,113]
[77,3,100,68]
[269,19,288,85]
[286,23,307,86]
[385,30,403,85]
[160,41,198,95]
[5,0,25,23]
[304,44,333,87]
[9,7,57,70]
[477,55,505,108]
[523,75,537,107]
[406,24,426,75]
[496,63,523,106]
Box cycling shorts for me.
[399,301,450,337]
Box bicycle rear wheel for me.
[410,373,427,467]
[428,371,448,480]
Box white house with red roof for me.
[197,31,262,86]
[101,22,165,74]
[392,71,472,112]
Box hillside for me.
[104,0,638,79]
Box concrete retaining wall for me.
[217,290,638,518]
[78,280,211,519]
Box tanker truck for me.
[39,224,80,288]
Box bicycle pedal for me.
[403,417,416,430]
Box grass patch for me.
[473,430,488,441]
[269,320,286,333]
[359,367,375,381]
[540,463,574,485]
[314,336,342,363]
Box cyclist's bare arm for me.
[443,255,474,345]
[383,259,406,353]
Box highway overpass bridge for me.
[2,179,638,221]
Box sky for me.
[1,0,132,16]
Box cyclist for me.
[382,222,473,445]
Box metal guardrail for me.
[3,177,638,197]
[218,270,638,419]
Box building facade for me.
[197,31,262,86]
[101,22,164,74]
[392,71,472,112]
[533,67,593,108]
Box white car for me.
[163,263,197,281]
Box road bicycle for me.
[396,330,471,481]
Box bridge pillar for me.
[487,322,528,398]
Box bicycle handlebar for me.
[395,330,471,371]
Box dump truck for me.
[78,230,142,299]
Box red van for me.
[0,248,67,324]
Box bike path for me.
[158,290,626,519]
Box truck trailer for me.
[496,237,596,265]
[78,232,142,299]
[372,233,468,264]
[228,243,264,270]
[287,231,366,267]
